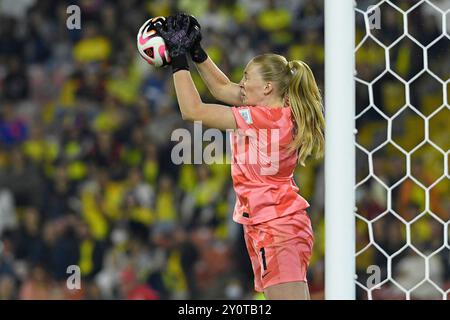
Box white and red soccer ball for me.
[137,16,171,67]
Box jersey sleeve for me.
[231,106,273,132]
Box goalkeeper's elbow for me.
[180,103,201,122]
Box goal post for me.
[324,0,356,300]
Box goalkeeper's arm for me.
[194,57,242,106]
[187,14,242,106]
[172,65,237,131]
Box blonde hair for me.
[250,54,325,166]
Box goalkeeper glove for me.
[187,15,208,63]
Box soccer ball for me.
[137,16,171,67]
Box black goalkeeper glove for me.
[187,15,208,63]
[155,13,200,73]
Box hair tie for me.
[288,61,296,75]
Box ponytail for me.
[251,54,325,166]
[287,60,325,166]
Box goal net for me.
[354,0,449,299]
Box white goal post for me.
[325,0,449,300]
[324,0,356,300]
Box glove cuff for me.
[171,55,190,74]
[190,44,208,64]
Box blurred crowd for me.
[0,0,448,300]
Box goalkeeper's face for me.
[239,62,268,106]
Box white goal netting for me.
[354,0,449,300]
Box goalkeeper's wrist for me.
[171,55,189,74]
[190,44,208,64]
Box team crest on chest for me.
[239,108,253,124]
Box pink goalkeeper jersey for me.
[230,105,310,225]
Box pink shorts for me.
[243,210,314,293]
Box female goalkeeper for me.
[155,14,325,300]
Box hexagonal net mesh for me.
[354,0,449,300]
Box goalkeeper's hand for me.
[155,13,199,58]
[187,14,208,63]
